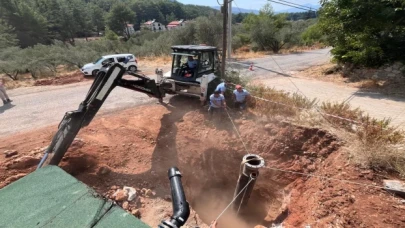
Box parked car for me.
[81,54,138,76]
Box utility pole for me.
[227,0,232,59]
[221,0,228,77]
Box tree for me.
[70,0,92,39]
[166,12,177,24]
[0,21,18,49]
[301,22,325,45]
[90,4,105,35]
[56,41,99,68]
[107,3,136,39]
[194,14,223,47]
[243,4,290,53]
[0,0,50,47]
[233,13,249,24]
[34,0,63,41]
[0,47,23,80]
[104,27,119,40]
[319,0,405,66]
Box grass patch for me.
[248,85,316,117]
[225,71,405,176]
[321,102,405,176]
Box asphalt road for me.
[228,48,332,78]
[0,81,158,137]
[1,48,404,137]
[233,48,405,129]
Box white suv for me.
[81,54,138,76]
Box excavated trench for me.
[3,103,403,228]
[34,106,341,227]
[172,114,341,227]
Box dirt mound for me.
[1,97,404,227]
[34,71,91,86]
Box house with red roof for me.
[167,19,186,30]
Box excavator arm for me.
[37,63,165,168]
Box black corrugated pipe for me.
[159,167,190,228]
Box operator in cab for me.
[184,55,198,78]
[187,56,198,70]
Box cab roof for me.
[171,45,217,52]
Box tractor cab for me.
[169,45,219,83]
[155,45,221,103]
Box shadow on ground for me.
[0,104,16,114]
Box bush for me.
[104,27,119,41]
[320,102,363,129]
[301,22,325,46]
[319,0,405,67]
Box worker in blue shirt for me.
[208,90,226,119]
[187,56,198,69]
[233,84,250,110]
[184,56,198,77]
[215,80,229,95]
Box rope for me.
[224,107,250,154]
[268,54,344,127]
[226,82,363,125]
[236,181,249,214]
[210,177,254,227]
[263,166,386,190]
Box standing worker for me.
[233,85,250,110]
[0,76,12,105]
[215,80,229,95]
[208,90,226,118]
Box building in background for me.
[167,19,186,30]
[125,24,135,35]
[141,19,166,32]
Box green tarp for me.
[0,166,150,228]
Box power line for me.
[268,0,316,12]
[233,0,243,14]
[277,0,314,11]
[270,0,314,11]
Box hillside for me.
[0,0,219,47]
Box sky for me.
[177,0,320,11]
